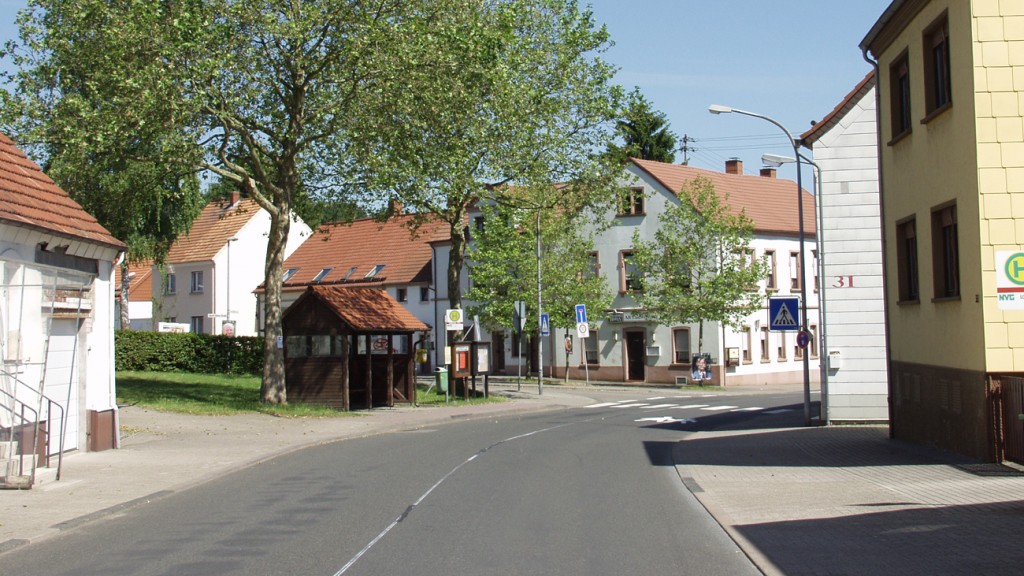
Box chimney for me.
[725,159,743,175]
[760,167,777,178]
[388,198,404,215]
[230,190,240,206]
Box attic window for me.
[340,267,357,281]
[365,264,386,279]
[282,268,299,282]
[312,268,332,283]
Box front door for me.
[625,330,645,382]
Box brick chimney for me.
[760,167,777,178]
[725,159,743,175]
[230,190,240,206]
[388,198,404,215]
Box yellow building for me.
[861,0,1024,461]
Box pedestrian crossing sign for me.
[768,297,800,331]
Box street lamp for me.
[763,152,829,426]
[710,104,813,425]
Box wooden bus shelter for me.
[282,285,428,410]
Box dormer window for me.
[365,264,385,278]
[282,268,299,282]
[312,268,332,283]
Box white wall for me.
[808,85,889,422]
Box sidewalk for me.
[4,385,1024,575]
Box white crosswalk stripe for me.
[583,400,776,414]
[700,405,738,411]
[642,404,678,409]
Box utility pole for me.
[679,134,696,165]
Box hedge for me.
[115,330,263,375]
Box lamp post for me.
[763,152,829,426]
[709,104,812,425]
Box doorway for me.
[625,330,646,382]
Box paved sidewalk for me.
[4,383,1024,576]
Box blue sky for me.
[1,0,892,182]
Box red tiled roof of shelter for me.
[630,158,816,237]
[114,260,154,302]
[165,197,261,264]
[279,213,450,288]
[801,71,876,146]
[307,285,429,331]
[0,133,125,250]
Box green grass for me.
[116,371,350,417]
[415,382,508,407]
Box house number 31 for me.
[833,276,855,288]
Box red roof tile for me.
[300,285,429,331]
[801,71,876,146]
[114,260,154,302]
[279,214,450,288]
[165,198,261,264]
[630,159,816,237]
[0,133,125,250]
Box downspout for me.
[111,251,125,449]
[861,46,895,436]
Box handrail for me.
[0,386,40,483]
[0,368,67,483]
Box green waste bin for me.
[434,367,448,393]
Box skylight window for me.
[365,264,386,279]
[312,268,332,283]
[282,268,299,282]
[340,267,357,281]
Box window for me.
[365,264,386,279]
[312,268,332,283]
[790,251,802,291]
[190,315,204,334]
[795,333,804,360]
[673,328,691,364]
[812,249,819,292]
[896,217,920,302]
[585,333,599,365]
[923,15,951,117]
[741,326,752,363]
[420,286,430,302]
[164,272,177,295]
[474,216,485,232]
[932,203,959,299]
[777,332,787,361]
[190,271,204,294]
[587,252,600,278]
[809,325,819,358]
[765,250,777,290]
[890,51,912,139]
[618,186,645,216]
[760,327,770,362]
[282,268,299,282]
[397,287,408,302]
[340,267,357,281]
[620,251,643,293]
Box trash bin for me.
[434,367,448,393]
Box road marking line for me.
[635,416,685,423]
[642,404,678,409]
[612,403,649,408]
[700,405,738,411]
[674,404,709,409]
[584,402,620,408]
[731,407,764,412]
[646,396,667,400]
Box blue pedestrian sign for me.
[540,313,551,336]
[768,297,800,331]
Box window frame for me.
[889,50,912,142]
[190,315,204,334]
[312,268,333,283]
[922,13,952,120]
[164,272,177,295]
[620,250,643,293]
[420,286,430,302]
[617,186,646,217]
[190,270,204,294]
[396,287,408,302]
[765,249,777,291]
[790,251,802,292]
[741,325,752,364]
[760,326,770,362]
[931,202,960,300]
[896,216,920,303]
[672,327,691,365]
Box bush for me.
[115,330,263,375]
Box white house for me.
[154,191,310,337]
[115,260,154,331]
[0,132,126,488]
[801,71,889,423]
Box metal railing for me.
[0,370,67,487]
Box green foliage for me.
[465,182,615,334]
[630,176,768,346]
[606,88,677,164]
[116,330,262,375]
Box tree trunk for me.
[119,260,131,330]
[260,196,291,404]
[447,216,466,310]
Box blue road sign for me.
[769,297,800,331]
[575,304,587,325]
[540,313,550,336]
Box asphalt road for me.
[2,388,800,575]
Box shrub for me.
[115,330,262,375]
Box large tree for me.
[629,175,768,354]
[360,0,623,323]
[606,88,677,164]
[2,0,473,404]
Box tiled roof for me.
[165,197,261,264]
[279,214,450,288]
[630,158,816,237]
[114,260,154,302]
[300,285,429,331]
[801,71,876,146]
[0,132,125,250]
